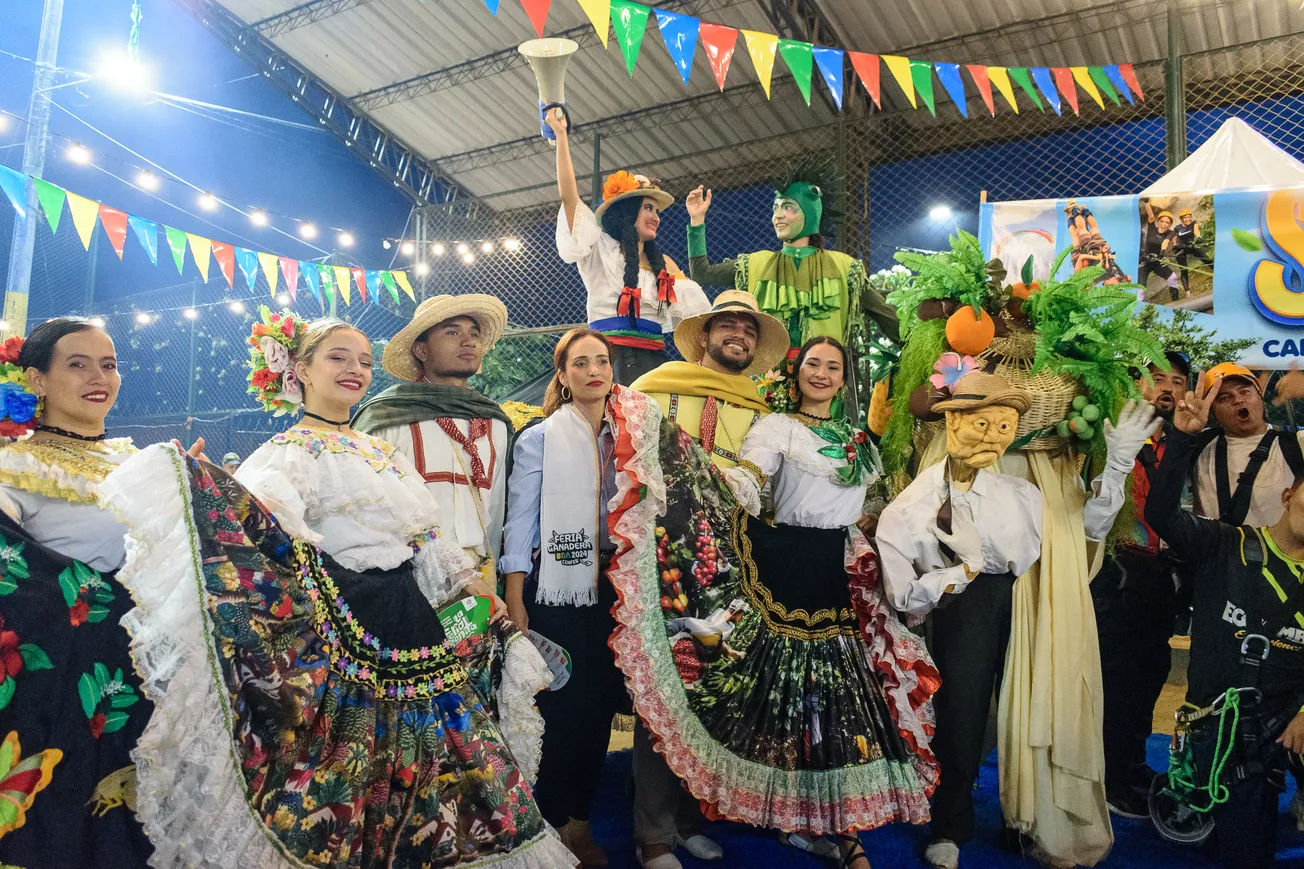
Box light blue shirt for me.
[501,419,618,577]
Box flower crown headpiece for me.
[0,338,38,438]
[247,307,308,416]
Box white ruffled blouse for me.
[235,425,476,606]
[725,413,874,529]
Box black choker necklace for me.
[302,410,350,428]
[794,409,831,421]
[37,424,109,442]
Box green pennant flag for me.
[910,59,936,116]
[32,178,66,235]
[380,270,401,305]
[318,264,336,302]
[777,39,814,105]
[163,226,188,275]
[611,0,651,76]
[1008,67,1044,111]
[1088,65,1121,106]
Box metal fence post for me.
[1165,0,1187,168]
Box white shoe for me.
[636,845,683,869]
[924,839,959,869]
[676,834,723,861]
[780,832,841,859]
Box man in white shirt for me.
[353,294,512,578]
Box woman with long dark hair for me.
[99,314,572,869]
[548,109,709,385]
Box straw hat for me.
[593,171,674,220]
[673,290,790,377]
[932,372,1031,414]
[382,293,508,382]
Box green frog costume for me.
[686,165,899,348]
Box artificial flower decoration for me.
[602,170,642,202]
[0,338,38,438]
[930,352,980,392]
[0,338,24,367]
[247,307,308,416]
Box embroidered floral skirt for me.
[606,407,940,835]
[0,514,153,867]
[99,448,573,869]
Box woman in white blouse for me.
[101,318,572,869]
[547,108,709,385]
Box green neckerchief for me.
[351,381,511,433]
[781,242,819,264]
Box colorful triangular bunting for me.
[318,264,337,306]
[32,178,65,235]
[186,233,213,282]
[910,59,935,116]
[1104,64,1135,105]
[699,22,738,91]
[351,268,367,305]
[97,205,129,260]
[278,257,299,301]
[882,55,915,108]
[576,0,610,47]
[656,9,699,85]
[211,241,235,289]
[849,52,880,109]
[1119,63,1143,101]
[987,67,1020,113]
[966,65,996,116]
[394,270,416,301]
[812,47,845,110]
[333,266,352,305]
[778,40,814,105]
[302,261,322,307]
[934,62,967,117]
[127,215,157,265]
[364,270,383,305]
[380,271,401,305]
[1029,67,1060,114]
[164,226,188,275]
[1052,67,1079,115]
[258,251,280,296]
[235,247,260,291]
[1070,66,1105,110]
[66,192,101,252]
[519,0,550,39]
[1088,66,1121,106]
[0,166,26,220]
[611,0,650,76]
[741,30,779,98]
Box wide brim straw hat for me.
[932,372,1032,414]
[382,293,508,382]
[673,290,790,377]
[593,171,675,220]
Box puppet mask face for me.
[945,406,1021,469]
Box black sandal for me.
[837,834,870,869]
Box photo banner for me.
[978,186,1304,367]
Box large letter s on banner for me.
[1251,188,1304,325]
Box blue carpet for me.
[588,735,1304,867]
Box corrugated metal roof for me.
[214,0,1304,210]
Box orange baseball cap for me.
[1203,362,1262,397]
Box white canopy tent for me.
[1141,117,1304,194]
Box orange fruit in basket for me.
[945,307,996,356]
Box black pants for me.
[1091,551,1176,792]
[929,572,1015,844]
[1175,248,1211,294]
[526,575,625,827]
[1139,256,1175,298]
[1190,709,1290,869]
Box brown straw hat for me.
[382,294,508,382]
[593,171,675,220]
[932,372,1031,414]
[672,290,790,377]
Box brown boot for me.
[559,819,609,868]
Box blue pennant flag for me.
[812,47,845,110]
[482,0,499,12]
[1103,64,1135,105]
[0,165,28,220]
[235,247,260,292]
[302,261,322,308]
[126,214,158,265]
[934,62,968,118]
[1030,67,1062,115]
[365,269,381,305]
[655,9,700,85]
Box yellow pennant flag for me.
[1070,66,1105,110]
[185,233,212,283]
[394,270,416,301]
[881,55,916,108]
[576,0,610,48]
[333,266,352,305]
[64,191,100,251]
[741,30,779,98]
[258,252,280,297]
[987,67,1020,113]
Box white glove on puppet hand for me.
[934,523,983,574]
[1103,399,1160,475]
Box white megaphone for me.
[519,38,578,144]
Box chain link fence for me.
[5,31,1304,450]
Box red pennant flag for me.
[351,268,368,304]
[211,241,236,289]
[966,65,996,116]
[97,204,129,260]
[520,0,550,38]
[279,257,300,301]
[848,52,881,109]
[698,22,738,91]
[1119,63,1144,101]
[1052,67,1079,115]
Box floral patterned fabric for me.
[608,404,937,834]
[102,449,573,869]
[0,511,153,867]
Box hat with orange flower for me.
[594,170,674,220]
